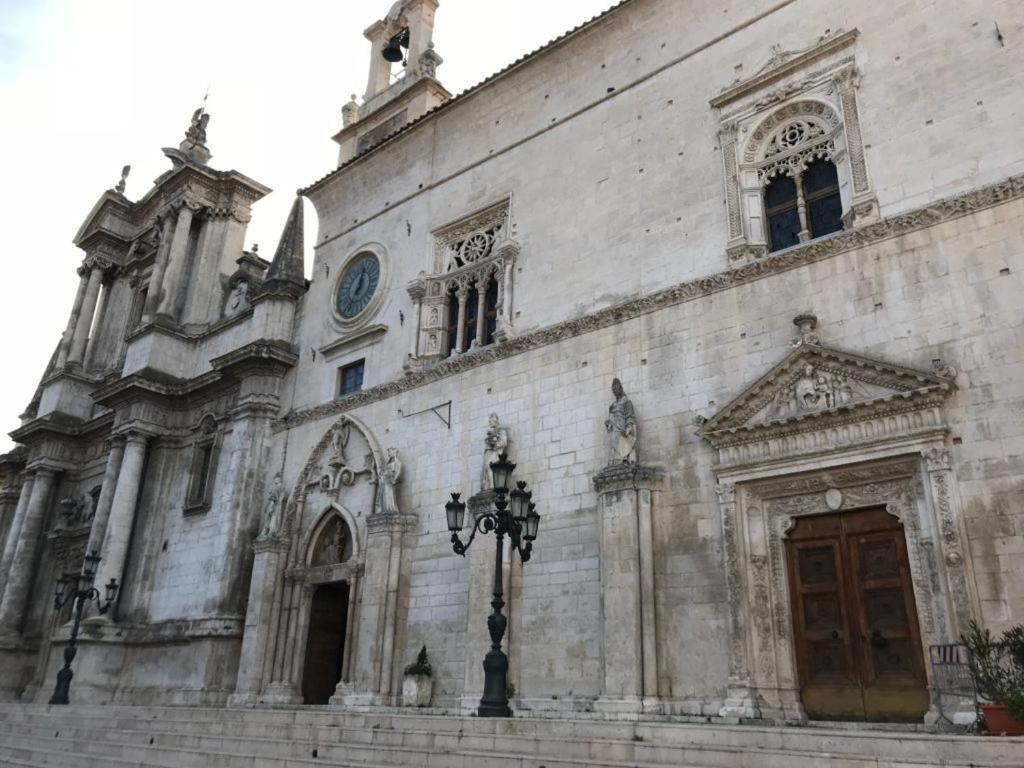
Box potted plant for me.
[963,620,1024,734]
[402,645,433,707]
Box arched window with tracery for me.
[764,156,843,252]
[755,111,844,252]
[409,200,519,364]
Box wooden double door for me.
[785,507,929,721]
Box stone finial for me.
[258,197,306,299]
[114,165,130,194]
[342,95,360,128]
[418,41,443,79]
[792,312,820,346]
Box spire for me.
[259,196,306,299]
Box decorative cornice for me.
[710,29,859,109]
[277,173,1024,432]
[593,463,666,494]
[317,325,389,360]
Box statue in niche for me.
[481,413,509,491]
[59,492,96,528]
[328,425,350,468]
[428,307,439,326]
[225,279,250,317]
[379,447,402,515]
[260,473,286,537]
[605,378,638,464]
[312,516,350,566]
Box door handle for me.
[869,630,887,649]
[831,630,839,640]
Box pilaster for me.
[592,463,665,715]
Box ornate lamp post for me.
[446,453,540,717]
[49,550,119,705]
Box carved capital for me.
[924,447,952,472]
[833,64,861,93]
[715,482,737,506]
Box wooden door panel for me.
[786,507,929,722]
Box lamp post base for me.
[49,667,73,705]
[477,647,512,718]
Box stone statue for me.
[59,492,96,528]
[185,107,210,146]
[481,413,509,491]
[380,447,402,515]
[328,426,350,468]
[114,165,130,194]
[225,279,250,317]
[604,378,637,464]
[260,474,286,537]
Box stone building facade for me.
[1,0,1022,725]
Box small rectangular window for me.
[338,359,365,397]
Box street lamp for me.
[49,550,118,705]
[446,453,540,717]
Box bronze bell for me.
[381,28,409,63]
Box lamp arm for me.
[452,512,493,556]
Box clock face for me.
[336,254,381,319]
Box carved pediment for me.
[699,344,955,452]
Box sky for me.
[0,0,615,452]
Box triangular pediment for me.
[699,343,955,444]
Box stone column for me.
[143,217,174,322]
[85,439,126,557]
[473,279,488,348]
[793,172,811,243]
[460,491,513,713]
[364,21,392,99]
[155,204,196,320]
[0,467,58,639]
[0,473,35,598]
[406,281,425,360]
[229,534,289,705]
[453,286,469,355]
[67,265,104,365]
[92,432,150,616]
[56,268,90,368]
[593,463,664,715]
[83,277,111,368]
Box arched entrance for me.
[299,510,357,705]
[301,581,350,705]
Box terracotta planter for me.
[402,673,432,707]
[981,703,1024,735]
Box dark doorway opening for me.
[301,581,349,705]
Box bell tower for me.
[332,0,451,165]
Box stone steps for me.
[0,703,1021,768]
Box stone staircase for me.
[0,703,1021,768]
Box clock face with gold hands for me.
[336,254,381,319]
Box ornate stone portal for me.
[699,316,977,722]
[232,415,414,707]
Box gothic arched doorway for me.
[300,512,357,705]
[301,581,350,705]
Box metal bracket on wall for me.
[398,400,452,429]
